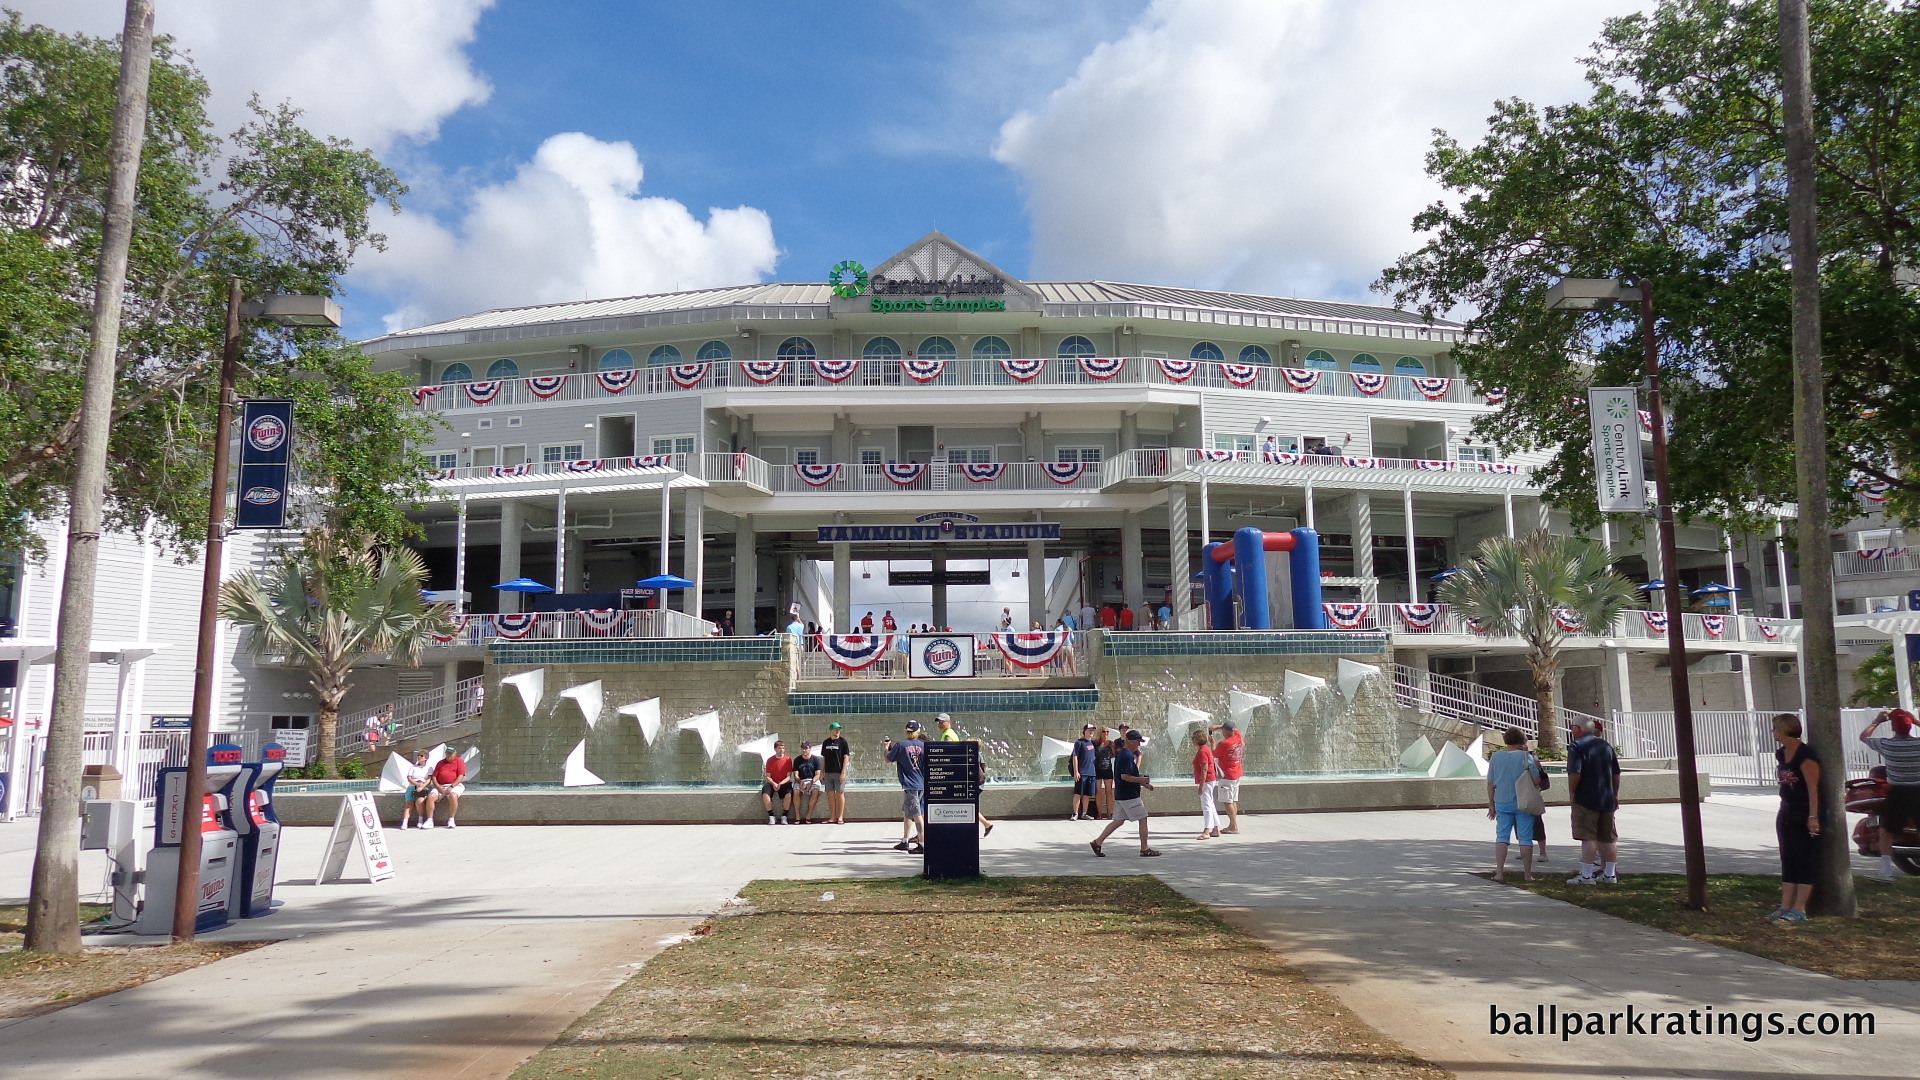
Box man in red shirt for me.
[422,747,467,828]
[881,610,897,632]
[1099,605,1118,630]
[1208,719,1246,833]
[761,740,796,824]
[1117,605,1135,631]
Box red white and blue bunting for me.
[1000,356,1047,382]
[1043,461,1089,485]
[489,463,532,478]
[1280,367,1322,392]
[1323,603,1374,629]
[901,356,947,383]
[1397,603,1442,630]
[741,358,788,384]
[1859,480,1893,505]
[794,463,842,487]
[1552,609,1586,633]
[993,631,1069,669]
[1638,409,1654,432]
[431,614,471,644]
[819,633,895,670]
[630,454,673,469]
[1483,387,1508,405]
[1263,450,1301,465]
[1642,610,1669,634]
[1156,357,1199,383]
[595,369,638,394]
[812,357,859,383]
[1415,459,1457,472]
[1350,371,1388,396]
[1220,362,1262,388]
[1757,619,1780,641]
[960,462,1005,483]
[493,613,540,639]
[578,609,626,635]
[883,462,927,486]
[1196,449,1241,464]
[527,374,570,399]
[411,385,442,406]
[1340,456,1383,469]
[564,459,604,474]
[1700,614,1726,638]
[429,468,456,481]
[1464,615,1491,634]
[1476,462,1520,475]
[668,362,710,389]
[1410,376,1453,400]
[463,380,503,406]
[1078,355,1126,380]
[1860,546,1910,560]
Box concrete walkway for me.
[0,792,1915,1079]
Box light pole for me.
[1546,275,1710,911]
[173,284,340,943]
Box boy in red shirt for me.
[1191,730,1221,839]
[1208,719,1245,833]
[762,740,796,824]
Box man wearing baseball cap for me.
[820,722,852,825]
[884,720,928,852]
[1090,730,1159,857]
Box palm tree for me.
[220,529,453,777]
[1437,529,1637,754]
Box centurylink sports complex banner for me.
[1587,387,1646,514]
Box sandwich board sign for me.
[317,791,395,884]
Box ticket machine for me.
[234,742,287,919]
[136,742,248,935]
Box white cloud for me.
[9,0,493,151]
[358,133,779,332]
[994,0,1648,301]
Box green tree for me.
[0,12,432,555]
[1438,531,1639,754]
[220,530,453,778]
[1847,642,1919,707]
[1378,0,1920,533]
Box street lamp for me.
[1546,275,1709,911]
[173,281,341,942]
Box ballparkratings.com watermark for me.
[1490,1004,1874,1043]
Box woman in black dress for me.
[1094,727,1117,819]
[1770,713,1822,925]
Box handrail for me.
[337,675,488,758]
[767,460,1103,493]
[1345,602,1799,646]
[427,452,768,490]
[1833,547,1919,576]
[425,608,718,648]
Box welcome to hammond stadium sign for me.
[829,259,1009,313]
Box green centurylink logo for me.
[831,258,1008,313]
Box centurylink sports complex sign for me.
[1587,386,1647,513]
[829,260,1009,313]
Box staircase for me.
[1392,664,1605,744]
[336,676,486,758]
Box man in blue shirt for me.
[1565,718,1622,885]
[884,720,928,853]
[1090,730,1159,857]
[1069,724,1098,820]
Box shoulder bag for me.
[1514,755,1547,817]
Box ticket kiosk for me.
[234,742,287,919]
[136,742,247,935]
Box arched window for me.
[441,362,473,383]
[596,349,633,371]
[1057,335,1096,358]
[972,336,1011,359]
[1304,349,1337,369]
[1395,355,1426,376]
[918,336,956,358]
[777,336,816,360]
[1350,353,1382,372]
[1238,345,1272,366]
[647,345,682,366]
[862,336,900,360]
[697,340,732,362]
[486,358,520,380]
[1190,341,1224,362]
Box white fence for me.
[1393,664,1606,740]
[7,729,266,814]
[1329,603,1797,647]
[1102,447,1532,486]
[428,451,768,491]
[766,460,1103,493]
[1613,708,1885,786]
[428,608,717,648]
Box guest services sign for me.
[1587,387,1646,513]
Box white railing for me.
[1102,447,1530,485]
[73,729,265,805]
[794,632,1090,681]
[766,460,1103,493]
[1834,547,1920,576]
[1348,602,1799,646]
[414,357,1494,412]
[1393,664,1606,740]
[427,607,717,648]
[336,675,487,758]
[428,452,769,490]
[1611,708,1886,786]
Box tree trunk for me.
[1529,648,1563,755]
[1780,0,1856,918]
[316,698,341,780]
[23,0,154,956]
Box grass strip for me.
[1,903,262,1018]
[514,875,1445,1080]
[1506,873,1920,980]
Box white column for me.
[1303,483,1316,531]
[1121,510,1145,615]
[658,481,672,577]
[1503,492,1516,538]
[931,546,949,628]
[554,484,569,596]
[1898,635,1916,716]
[1722,531,1741,616]
[1198,472,1211,546]
[1773,521,1793,617]
[832,542,851,632]
[1350,493,1377,605]
[1166,485,1190,628]
[1402,487,1418,603]
[498,500,523,613]
[453,496,468,614]
[1026,540,1047,628]
[686,490,706,617]
[733,514,756,635]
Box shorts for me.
[1494,808,1535,846]
[1215,778,1241,804]
[761,780,793,798]
[797,777,821,793]
[1112,797,1148,821]
[433,783,465,797]
[1095,760,1114,780]
[1777,811,1818,886]
[822,774,845,793]
[901,789,925,818]
[405,786,425,802]
[1073,776,1097,798]
[1883,784,1920,832]
[1571,805,1617,843]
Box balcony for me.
[424,608,718,649]
[1833,546,1919,577]
[1102,447,1534,490]
[428,452,770,493]
[412,357,1496,411]
[766,459,1103,493]
[1331,602,1799,648]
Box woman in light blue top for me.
[1486,727,1544,882]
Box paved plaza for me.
[1,792,1917,1079]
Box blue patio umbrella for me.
[636,573,696,610]
[493,577,553,593]
[1690,582,1740,596]
[1637,579,1666,591]
[1430,568,1465,582]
